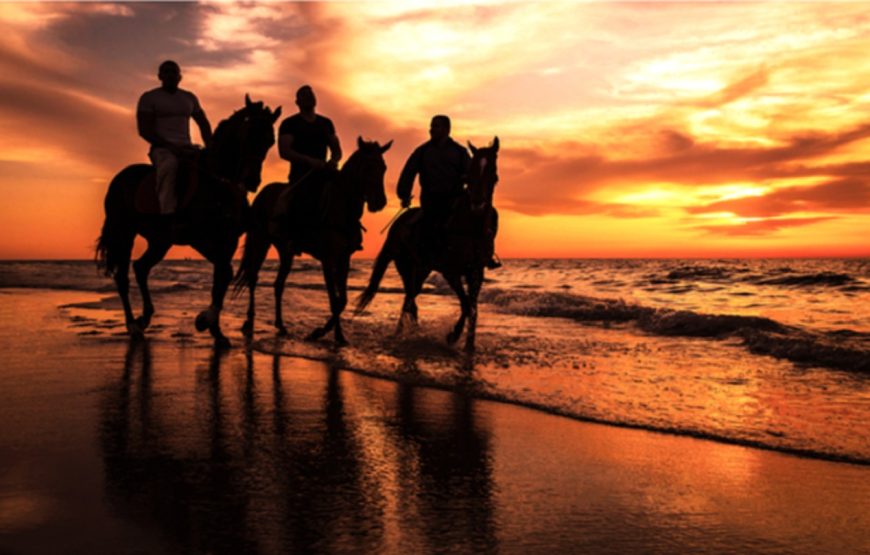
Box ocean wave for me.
[651,264,866,291]
[664,265,744,281]
[751,272,857,287]
[481,288,870,373]
[250,338,870,465]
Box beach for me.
[1,285,869,554]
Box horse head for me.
[343,136,391,213]
[209,94,282,192]
[467,136,499,213]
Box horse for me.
[96,95,281,348]
[355,137,500,352]
[234,137,391,345]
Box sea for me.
[1,257,868,464]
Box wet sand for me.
[1,289,869,554]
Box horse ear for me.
[467,141,478,156]
[245,93,252,108]
[357,136,365,149]
[272,106,282,122]
[380,140,393,154]
[492,136,500,152]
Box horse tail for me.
[233,187,279,296]
[355,236,394,316]
[232,223,270,297]
[95,218,116,277]
[96,167,140,276]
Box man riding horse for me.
[397,115,500,268]
[137,60,212,216]
[98,60,281,347]
[271,85,351,249]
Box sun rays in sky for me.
[0,1,868,258]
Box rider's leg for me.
[149,147,179,215]
[486,207,501,269]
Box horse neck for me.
[202,120,241,182]
[335,154,366,218]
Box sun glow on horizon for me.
[0,1,869,259]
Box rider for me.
[274,85,345,245]
[137,60,212,215]
[397,115,500,268]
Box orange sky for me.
[1,1,868,259]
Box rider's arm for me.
[192,109,212,146]
[327,133,342,168]
[396,146,423,207]
[279,133,325,169]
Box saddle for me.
[134,155,199,215]
[273,171,363,252]
[412,203,498,268]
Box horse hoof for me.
[241,320,254,337]
[464,341,476,353]
[276,325,288,336]
[446,331,460,345]
[214,335,232,350]
[305,328,325,342]
[195,306,219,333]
[195,312,210,332]
[335,335,349,347]
[135,315,151,330]
[127,320,145,339]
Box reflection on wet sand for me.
[91,337,870,555]
[393,378,497,554]
[99,341,498,554]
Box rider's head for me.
[429,115,451,143]
[158,60,181,91]
[295,85,317,113]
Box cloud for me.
[688,177,870,218]
[697,216,837,236]
[1,1,870,257]
[492,120,870,217]
[697,67,770,108]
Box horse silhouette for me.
[234,137,391,344]
[356,137,500,352]
[96,95,281,347]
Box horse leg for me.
[193,245,234,349]
[306,258,340,343]
[242,281,256,337]
[444,272,470,346]
[113,237,141,338]
[273,241,294,336]
[395,257,424,336]
[464,268,484,352]
[132,240,170,330]
[240,229,271,337]
[331,255,350,345]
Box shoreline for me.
[5,284,870,466]
[1,288,869,553]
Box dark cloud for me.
[697,216,837,236]
[494,123,870,216]
[688,177,870,218]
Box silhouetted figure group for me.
[99,59,500,349]
[135,60,497,264]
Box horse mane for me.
[335,140,380,191]
[210,103,272,147]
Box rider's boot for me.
[486,252,502,270]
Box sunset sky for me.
[1,1,869,259]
